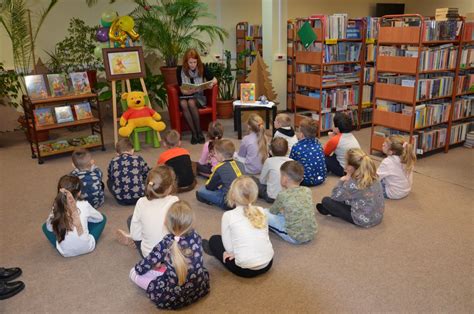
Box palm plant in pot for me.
[207,50,237,119]
[132,0,228,85]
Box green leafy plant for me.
[45,18,103,73]
[0,62,22,107]
[132,0,228,67]
[206,50,237,101]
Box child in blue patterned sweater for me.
[107,138,150,205]
[71,148,104,208]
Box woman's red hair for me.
[182,48,204,77]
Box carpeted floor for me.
[0,116,472,313]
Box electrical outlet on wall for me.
[214,54,222,60]
[274,53,286,61]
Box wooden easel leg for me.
[112,80,118,144]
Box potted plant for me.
[132,0,228,85]
[207,50,237,119]
[45,18,103,89]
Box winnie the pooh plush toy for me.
[119,91,166,137]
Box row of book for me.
[450,122,473,145]
[363,67,375,83]
[318,86,359,112]
[349,108,373,126]
[379,46,418,58]
[423,20,462,41]
[365,44,376,62]
[36,135,101,155]
[322,14,348,39]
[365,17,380,39]
[457,73,474,94]
[33,102,93,127]
[236,24,262,38]
[460,46,474,69]
[24,72,92,100]
[452,96,474,120]
[417,75,454,100]
[411,102,451,128]
[322,71,360,86]
[418,44,458,71]
[362,84,373,104]
[324,42,361,63]
[435,8,459,21]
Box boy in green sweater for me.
[265,160,317,244]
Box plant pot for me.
[86,70,97,91]
[217,99,234,119]
[160,66,178,86]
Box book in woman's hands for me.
[181,81,213,92]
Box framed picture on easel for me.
[102,46,146,81]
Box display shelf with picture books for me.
[33,135,102,157]
[24,72,93,102]
[22,92,105,164]
[293,15,365,136]
[370,14,473,156]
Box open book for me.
[181,81,213,92]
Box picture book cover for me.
[69,72,91,94]
[47,73,69,97]
[54,105,74,124]
[181,81,213,92]
[34,107,55,126]
[24,75,48,99]
[240,83,256,103]
[74,102,93,120]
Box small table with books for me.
[232,100,277,139]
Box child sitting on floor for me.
[289,118,327,186]
[116,165,179,258]
[377,135,416,199]
[316,148,385,228]
[197,121,224,177]
[196,139,246,210]
[130,200,210,310]
[157,130,196,192]
[323,112,360,177]
[202,176,274,278]
[71,148,105,208]
[265,160,317,244]
[42,175,106,257]
[273,113,298,155]
[107,138,150,206]
[258,137,292,203]
[235,113,268,174]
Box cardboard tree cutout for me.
[246,53,277,101]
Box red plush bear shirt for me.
[123,107,155,120]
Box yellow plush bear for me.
[119,91,166,137]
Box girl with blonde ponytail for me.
[130,201,210,310]
[377,135,416,199]
[202,176,274,278]
[235,113,269,174]
[316,148,385,228]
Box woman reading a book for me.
[177,48,218,144]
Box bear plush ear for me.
[121,93,129,100]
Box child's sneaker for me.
[115,229,136,248]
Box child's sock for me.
[316,203,329,215]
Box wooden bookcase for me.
[294,16,365,137]
[370,14,472,156]
[236,22,263,84]
[287,19,296,111]
[22,93,105,164]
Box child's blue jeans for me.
[264,209,301,244]
[196,186,227,210]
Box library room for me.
[0,0,472,312]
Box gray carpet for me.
[0,117,472,313]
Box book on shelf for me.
[34,107,55,126]
[464,131,474,148]
[362,85,373,104]
[47,74,69,97]
[346,20,362,39]
[376,100,404,113]
[450,122,472,144]
[417,75,453,100]
[434,8,459,21]
[412,102,451,128]
[326,14,348,39]
[297,21,318,49]
[417,126,448,153]
[456,73,474,94]
[379,46,419,58]
[247,24,262,38]
[419,44,458,71]
[24,75,48,100]
[424,20,461,41]
[365,43,376,62]
[74,102,93,120]
[320,86,359,113]
[69,72,91,94]
[378,74,416,86]
[365,17,380,40]
[320,112,335,130]
[324,42,361,62]
[452,96,474,120]
[460,46,473,69]
[240,83,256,103]
[180,81,213,93]
[363,67,375,83]
[54,105,74,124]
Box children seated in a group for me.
[203,176,274,278]
[116,165,179,257]
[130,200,210,310]
[377,135,416,199]
[197,121,224,177]
[107,138,150,206]
[265,161,317,244]
[196,139,246,210]
[273,113,298,155]
[258,137,292,203]
[235,113,268,174]
[71,148,105,208]
[42,175,106,257]
[323,112,361,177]
[157,130,196,192]
[289,118,327,186]
[316,148,385,228]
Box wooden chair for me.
[165,84,217,134]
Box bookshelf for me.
[370,14,472,157]
[294,14,365,137]
[287,20,296,111]
[236,22,263,84]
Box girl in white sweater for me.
[203,176,274,278]
[42,175,106,257]
[377,135,416,199]
[116,165,179,257]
